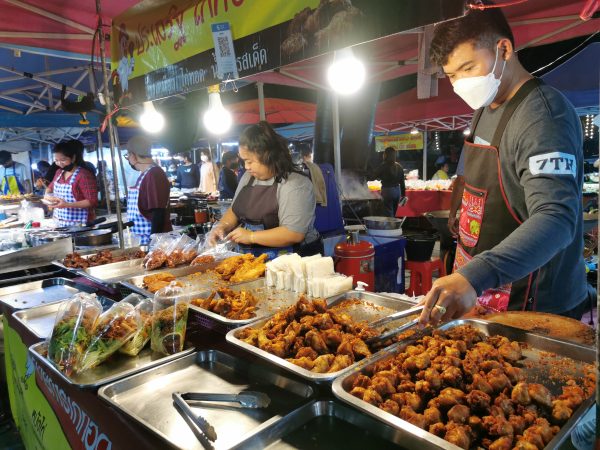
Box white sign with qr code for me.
[211,22,238,80]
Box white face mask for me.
[452,46,506,110]
[200,155,209,162]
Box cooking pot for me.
[26,231,71,247]
[363,216,405,230]
[73,229,114,247]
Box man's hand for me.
[226,227,253,245]
[418,272,477,326]
[448,215,459,237]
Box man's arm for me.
[150,208,166,234]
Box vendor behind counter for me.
[208,121,322,257]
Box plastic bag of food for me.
[165,234,196,267]
[143,233,178,270]
[119,297,154,356]
[78,301,141,372]
[48,293,102,376]
[151,282,190,355]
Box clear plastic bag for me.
[151,282,190,355]
[165,234,196,268]
[143,232,179,270]
[78,301,141,372]
[47,293,102,376]
[119,297,154,356]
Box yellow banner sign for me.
[375,133,423,151]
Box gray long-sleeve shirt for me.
[458,83,587,314]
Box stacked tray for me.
[0,278,99,310]
[98,350,315,449]
[226,291,418,383]
[188,278,315,334]
[332,319,596,450]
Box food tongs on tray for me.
[172,391,271,449]
[366,305,425,346]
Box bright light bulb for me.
[463,128,471,136]
[327,47,365,95]
[140,101,164,133]
[203,92,232,135]
[410,127,419,135]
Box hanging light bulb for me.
[410,127,419,135]
[139,101,164,133]
[327,47,366,95]
[463,128,471,136]
[203,85,232,135]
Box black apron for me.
[455,78,542,312]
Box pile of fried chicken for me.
[191,288,259,320]
[142,272,183,293]
[237,296,380,374]
[63,250,146,269]
[214,254,267,283]
[348,324,587,450]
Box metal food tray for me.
[332,319,596,450]
[13,296,114,339]
[188,278,313,334]
[118,261,223,297]
[98,350,315,450]
[226,291,418,383]
[229,400,410,450]
[0,278,99,310]
[29,341,195,389]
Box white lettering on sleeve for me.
[529,152,577,177]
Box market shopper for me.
[208,121,321,256]
[176,152,200,192]
[125,135,172,245]
[0,150,32,194]
[45,140,98,226]
[218,150,239,199]
[420,3,588,325]
[198,149,217,194]
[373,146,406,217]
[431,156,450,180]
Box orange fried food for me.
[142,272,182,293]
[191,288,259,320]
[190,254,215,266]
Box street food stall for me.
[1,0,599,449]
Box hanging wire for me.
[531,31,599,74]
[467,0,528,10]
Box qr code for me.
[217,36,230,57]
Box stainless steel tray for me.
[230,400,410,450]
[188,278,317,334]
[13,296,114,339]
[119,262,223,297]
[332,319,596,450]
[51,247,145,273]
[98,350,315,450]
[0,277,98,310]
[226,291,417,383]
[29,341,195,389]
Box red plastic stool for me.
[405,258,446,296]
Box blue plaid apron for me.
[127,168,152,245]
[53,168,88,227]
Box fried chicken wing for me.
[311,354,335,373]
[528,384,552,409]
[498,341,522,362]
[327,354,353,373]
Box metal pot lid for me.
[363,216,403,223]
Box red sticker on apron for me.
[459,185,487,248]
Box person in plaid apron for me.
[125,136,171,245]
[45,140,98,227]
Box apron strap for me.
[490,78,543,148]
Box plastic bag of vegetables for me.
[151,282,190,355]
[48,293,102,376]
[78,301,141,372]
[119,296,154,356]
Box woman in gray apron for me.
[208,122,322,258]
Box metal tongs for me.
[183,391,271,409]
[366,305,425,346]
[172,392,217,450]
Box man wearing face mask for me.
[419,2,587,326]
[125,135,172,245]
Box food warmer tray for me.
[29,341,194,389]
[0,278,99,310]
[98,350,315,450]
[332,319,596,450]
[188,278,314,335]
[13,296,114,339]
[226,291,418,383]
[119,262,220,297]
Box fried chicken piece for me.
[399,406,428,429]
[287,356,314,370]
[521,427,544,449]
[403,354,431,372]
[441,366,463,387]
[483,415,514,437]
[480,360,503,372]
[374,370,400,387]
[487,368,512,393]
[351,373,371,389]
[143,272,176,291]
[508,414,527,435]
[512,382,531,406]
[498,341,522,362]
[311,354,334,373]
[444,422,471,449]
[528,384,552,409]
[429,422,446,437]
[494,393,515,417]
[295,346,317,360]
[329,310,354,328]
[238,328,259,345]
[447,404,470,424]
[423,406,442,426]
[397,380,415,393]
[305,330,328,354]
[327,354,353,373]
[362,388,384,406]
[349,386,366,399]
[391,392,423,412]
[435,387,466,409]
[468,415,484,436]
[551,400,572,423]
[351,338,371,359]
[380,399,400,416]
[423,367,442,391]
[513,439,539,450]
[415,380,433,397]
[503,363,525,384]
[312,313,334,330]
[336,337,354,357]
[370,375,396,396]
[466,389,491,411]
[558,385,585,409]
[488,435,513,450]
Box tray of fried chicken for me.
[55,248,147,271]
[332,320,596,450]
[226,292,421,382]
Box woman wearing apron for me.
[125,135,172,245]
[208,122,321,258]
[45,140,98,227]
